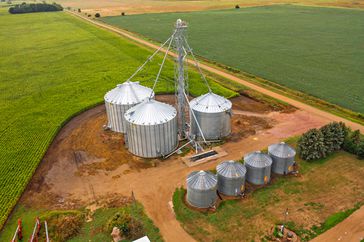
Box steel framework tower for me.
[174,19,188,139]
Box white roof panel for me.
[104,81,154,105]
[124,99,177,125]
[190,92,232,113]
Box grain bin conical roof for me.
[190,92,232,113]
[244,151,272,168]
[217,160,246,178]
[268,142,296,158]
[187,171,217,190]
[124,98,176,125]
[104,81,154,105]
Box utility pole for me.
[174,19,188,139]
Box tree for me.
[298,128,327,160]
[235,4,240,9]
[357,142,364,159]
[95,12,100,17]
[343,129,361,154]
[320,122,346,153]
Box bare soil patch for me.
[59,0,364,16]
[17,94,331,241]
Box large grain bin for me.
[268,142,296,175]
[124,98,177,158]
[189,92,232,140]
[187,170,218,208]
[244,151,273,185]
[104,81,154,133]
[216,160,247,196]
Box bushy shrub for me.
[95,12,100,17]
[356,142,364,159]
[78,8,81,12]
[107,210,145,240]
[298,129,327,160]
[235,4,240,9]
[8,2,63,14]
[343,130,361,154]
[121,12,125,16]
[320,122,346,153]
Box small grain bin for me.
[189,92,232,140]
[187,170,217,208]
[216,160,247,196]
[104,81,154,133]
[124,98,178,158]
[244,151,272,185]
[268,142,296,175]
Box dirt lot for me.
[18,94,332,241]
[60,0,364,16]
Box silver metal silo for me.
[244,151,273,185]
[216,160,247,196]
[268,142,296,175]
[104,81,154,133]
[189,92,232,140]
[124,98,178,158]
[187,170,217,208]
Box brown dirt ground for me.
[59,0,364,16]
[17,94,332,241]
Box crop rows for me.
[0,9,237,231]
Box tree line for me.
[9,2,63,14]
[298,122,364,160]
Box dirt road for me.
[67,11,363,135]
[311,205,364,242]
[20,94,331,242]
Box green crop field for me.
[102,5,364,114]
[0,9,236,229]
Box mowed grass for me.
[173,151,364,241]
[102,5,364,114]
[0,9,236,229]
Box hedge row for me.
[9,3,63,14]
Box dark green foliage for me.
[235,5,240,9]
[357,142,364,159]
[320,122,346,153]
[297,129,327,160]
[107,210,145,240]
[95,12,100,18]
[343,130,364,159]
[8,3,63,14]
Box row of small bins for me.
[186,142,296,208]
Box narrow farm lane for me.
[63,11,364,241]
[67,11,364,134]
[310,205,364,242]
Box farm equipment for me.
[11,219,23,242]
[11,218,49,242]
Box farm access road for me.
[67,10,364,134]
[65,11,364,241]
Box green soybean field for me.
[103,5,364,114]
